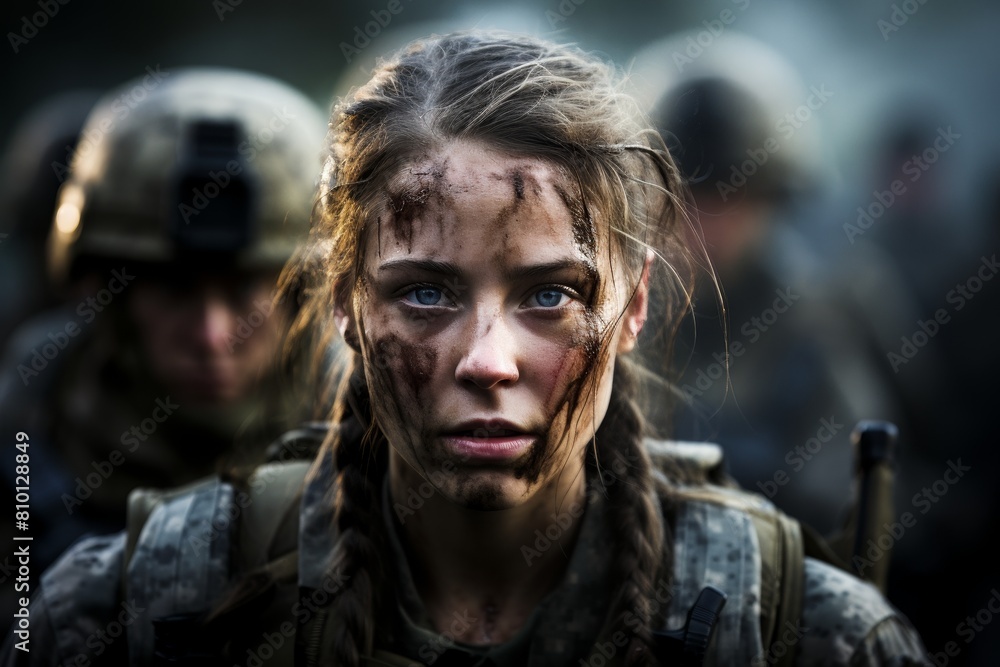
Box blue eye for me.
[405,287,445,306]
[530,289,567,308]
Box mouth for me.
[441,420,537,462]
[447,428,523,437]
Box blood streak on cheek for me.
[512,342,586,484]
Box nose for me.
[455,311,519,389]
[192,292,236,354]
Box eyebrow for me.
[501,258,598,282]
[377,258,461,276]
[376,257,598,281]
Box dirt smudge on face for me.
[364,330,439,473]
[510,317,603,488]
[553,182,597,266]
[385,157,453,251]
[371,332,437,400]
[512,170,524,200]
[387,187,428,250]
[400,338,438,399]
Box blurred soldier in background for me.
[641,32,907,536]
[0,91,101,348]
[0,68,327,621]
[826,96,994,660]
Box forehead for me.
[365,141,600,268]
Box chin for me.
[175,380,243,407]
[446,473,531,511]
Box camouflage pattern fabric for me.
[0,441,930,666]
[669,497,766,664]
[125,477,233,664]
[797,559,928,667]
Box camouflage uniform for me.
[0,438,929,666]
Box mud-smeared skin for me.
[361,147,622,510]
[553,182,597,265]
[368,334,406,420]
[506,198,606,490]
[482,168,529,237]
[385,157,452,252]
[399,337,438,400]
[367,333,436,407]
[365,331,438,491]
[509,320,604,488]
[387,187,428,249]
[512,170,525,200]
[494,166,563,283]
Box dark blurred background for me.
[1,0,997,664]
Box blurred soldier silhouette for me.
[0,91,101,348]
[831,100,972,464]
[642,33,906,537]
[831,99,995,661]
[0,69,327,621]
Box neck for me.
[388,456,589,644]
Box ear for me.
[333,280,361,353]
[617,251,653,354]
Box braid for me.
[322,360,390,666]
[593,359,672,666]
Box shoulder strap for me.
[123,475,228,593]
[658,482,804,667]
[745,508,802,667]
[124,475,234,664]
[235,460,312,571]
[646,439,809,667]
[122,460,312,664]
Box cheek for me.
[130,296,178,356]
[528,337,586,413]
[550,311,603,387]
[363,330,439,439]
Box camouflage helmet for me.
[631,31,822,204]
[48,68,327,283]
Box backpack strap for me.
[234,461,312,571]
[124,475,234,665]
[122,460,312,664]
[667,488,768,664]
[746,507,803,667]
[645,440,816,667]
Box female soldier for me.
[3,31,929,667]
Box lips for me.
[449,428,522,437]
[441,420,536,462]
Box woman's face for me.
[337,140,648,510]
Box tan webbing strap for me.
[746,509,804,667]
[236,461,312,572]
[748,511,782,656]
[772,512,804,667]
